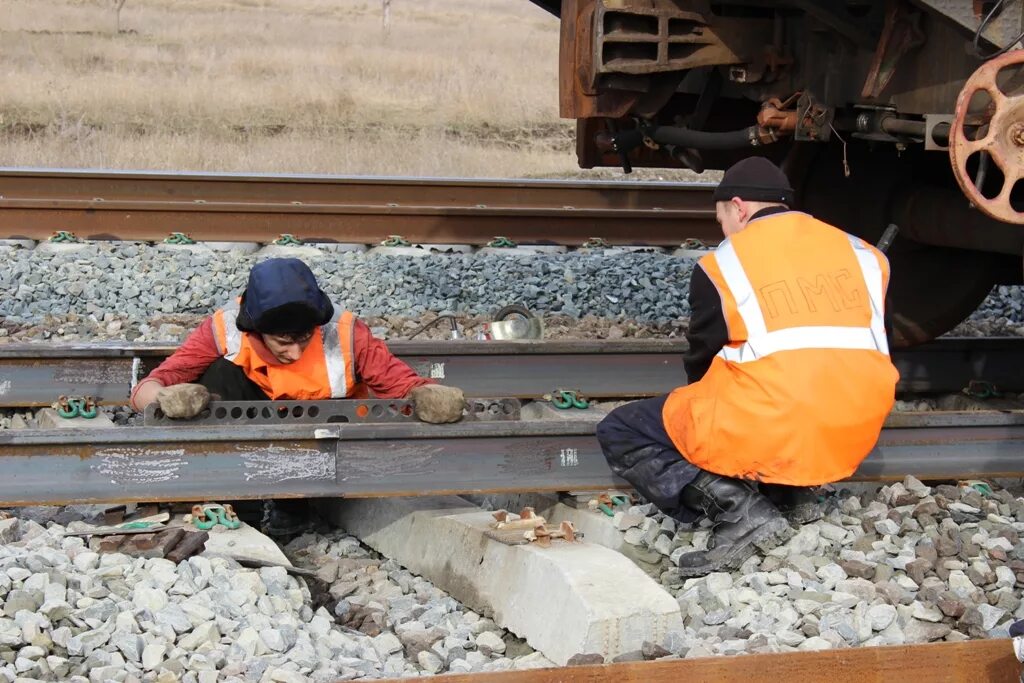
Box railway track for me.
[0,169,719,246]
[0,336,1023,506]
[0,337,1022,407]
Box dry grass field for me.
[0,0,700,179]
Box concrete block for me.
[155,242,260,255]
[205,242,261,254]
[200,521,290,566]
[671,248,710,259]
[317,243,368,253]
[0,239,36,249]
[34,241,97,255]
[477,245,568,256]
[580,246,667,255]
[35,408,115,430]
[253,244,326,260]
[321,496,682,665]
[367,243,474,257]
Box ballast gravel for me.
[602,476,1024,656]
[0,242,1020,340]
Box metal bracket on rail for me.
[487,236,518,248]
[546,389,589,410]
[48,231,80,243]
[56,395,98,419]
[485,507,581,547]
[273,234,304,246]
[186,503,241,531]
[144,397,521,426]
[164,232,196,245]
[380,235,411,247]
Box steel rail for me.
[0,168,719,245]
[0,337,1019,408]
[0,411,1022,506]
[374,638,1018,682]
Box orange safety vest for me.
[211,299,357,400]
[662,211,899,486]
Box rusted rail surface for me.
[375,638,1018,682]
[0,168,719,245]
[0,336,1018,407]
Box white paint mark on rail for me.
[240,446,335,482]
[0,380,10,396]
[92,448,186,484]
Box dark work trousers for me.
[595,395,703,523]
[197,359,308,522]
[197,358,270,401]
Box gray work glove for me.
[409,384,465,424]
[155,383,210,419]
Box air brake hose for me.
[601,124,774,156]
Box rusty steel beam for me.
[1,411,1024,506]
[0,337,1020,408]
[0,169,719,245]
[0,339,688,406]
[378,638,1018,682]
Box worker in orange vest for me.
[132,257,465,535]
[597,157,899,576]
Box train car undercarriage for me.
[536,0,1024,346]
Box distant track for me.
[0,168,719,245]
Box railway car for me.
[533,0,1024,347]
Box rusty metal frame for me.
[1,411,1024,506]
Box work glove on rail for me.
[155,383,210,419]
[409,384,465,424]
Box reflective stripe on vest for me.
[212,300,355,398]
[713,232,889,364]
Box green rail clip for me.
[48,231,79,243]
[381,235,411,247]
[487,236,518,248]
[581,237,610,248]
[273,234,304,246]
[964,380,1001,399]
[56,396,97,419]
[190,504,241,530]
[550,389,589,410]
[163,232,196,245]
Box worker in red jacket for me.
[132,257,464,535]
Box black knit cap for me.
[712,157,794,205]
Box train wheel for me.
[792,140,1013,348]
[884,238,1007,347]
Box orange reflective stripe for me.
[339,311,356,391]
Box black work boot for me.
[675,472,791,577]
[759,483,824,524]
[263,499,313,538]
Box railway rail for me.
[1,409,1024,506]
[0,169,719,246]
[0,337,1022,408]
[377,638,1018,682]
